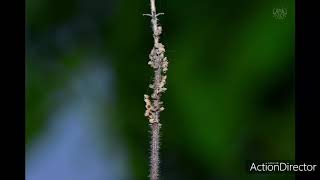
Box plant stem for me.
[143,0,168,180]
[150,123,160,180]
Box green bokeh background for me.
[26,0,295,179]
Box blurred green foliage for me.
[27,0,295,179]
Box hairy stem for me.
[143,0,168,180]
[150,123,160,180]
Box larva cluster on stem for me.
[144,13,168,125]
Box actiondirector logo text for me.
[248,161,317,173]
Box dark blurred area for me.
[26,0,295,180]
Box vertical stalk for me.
[143,0,168,180]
